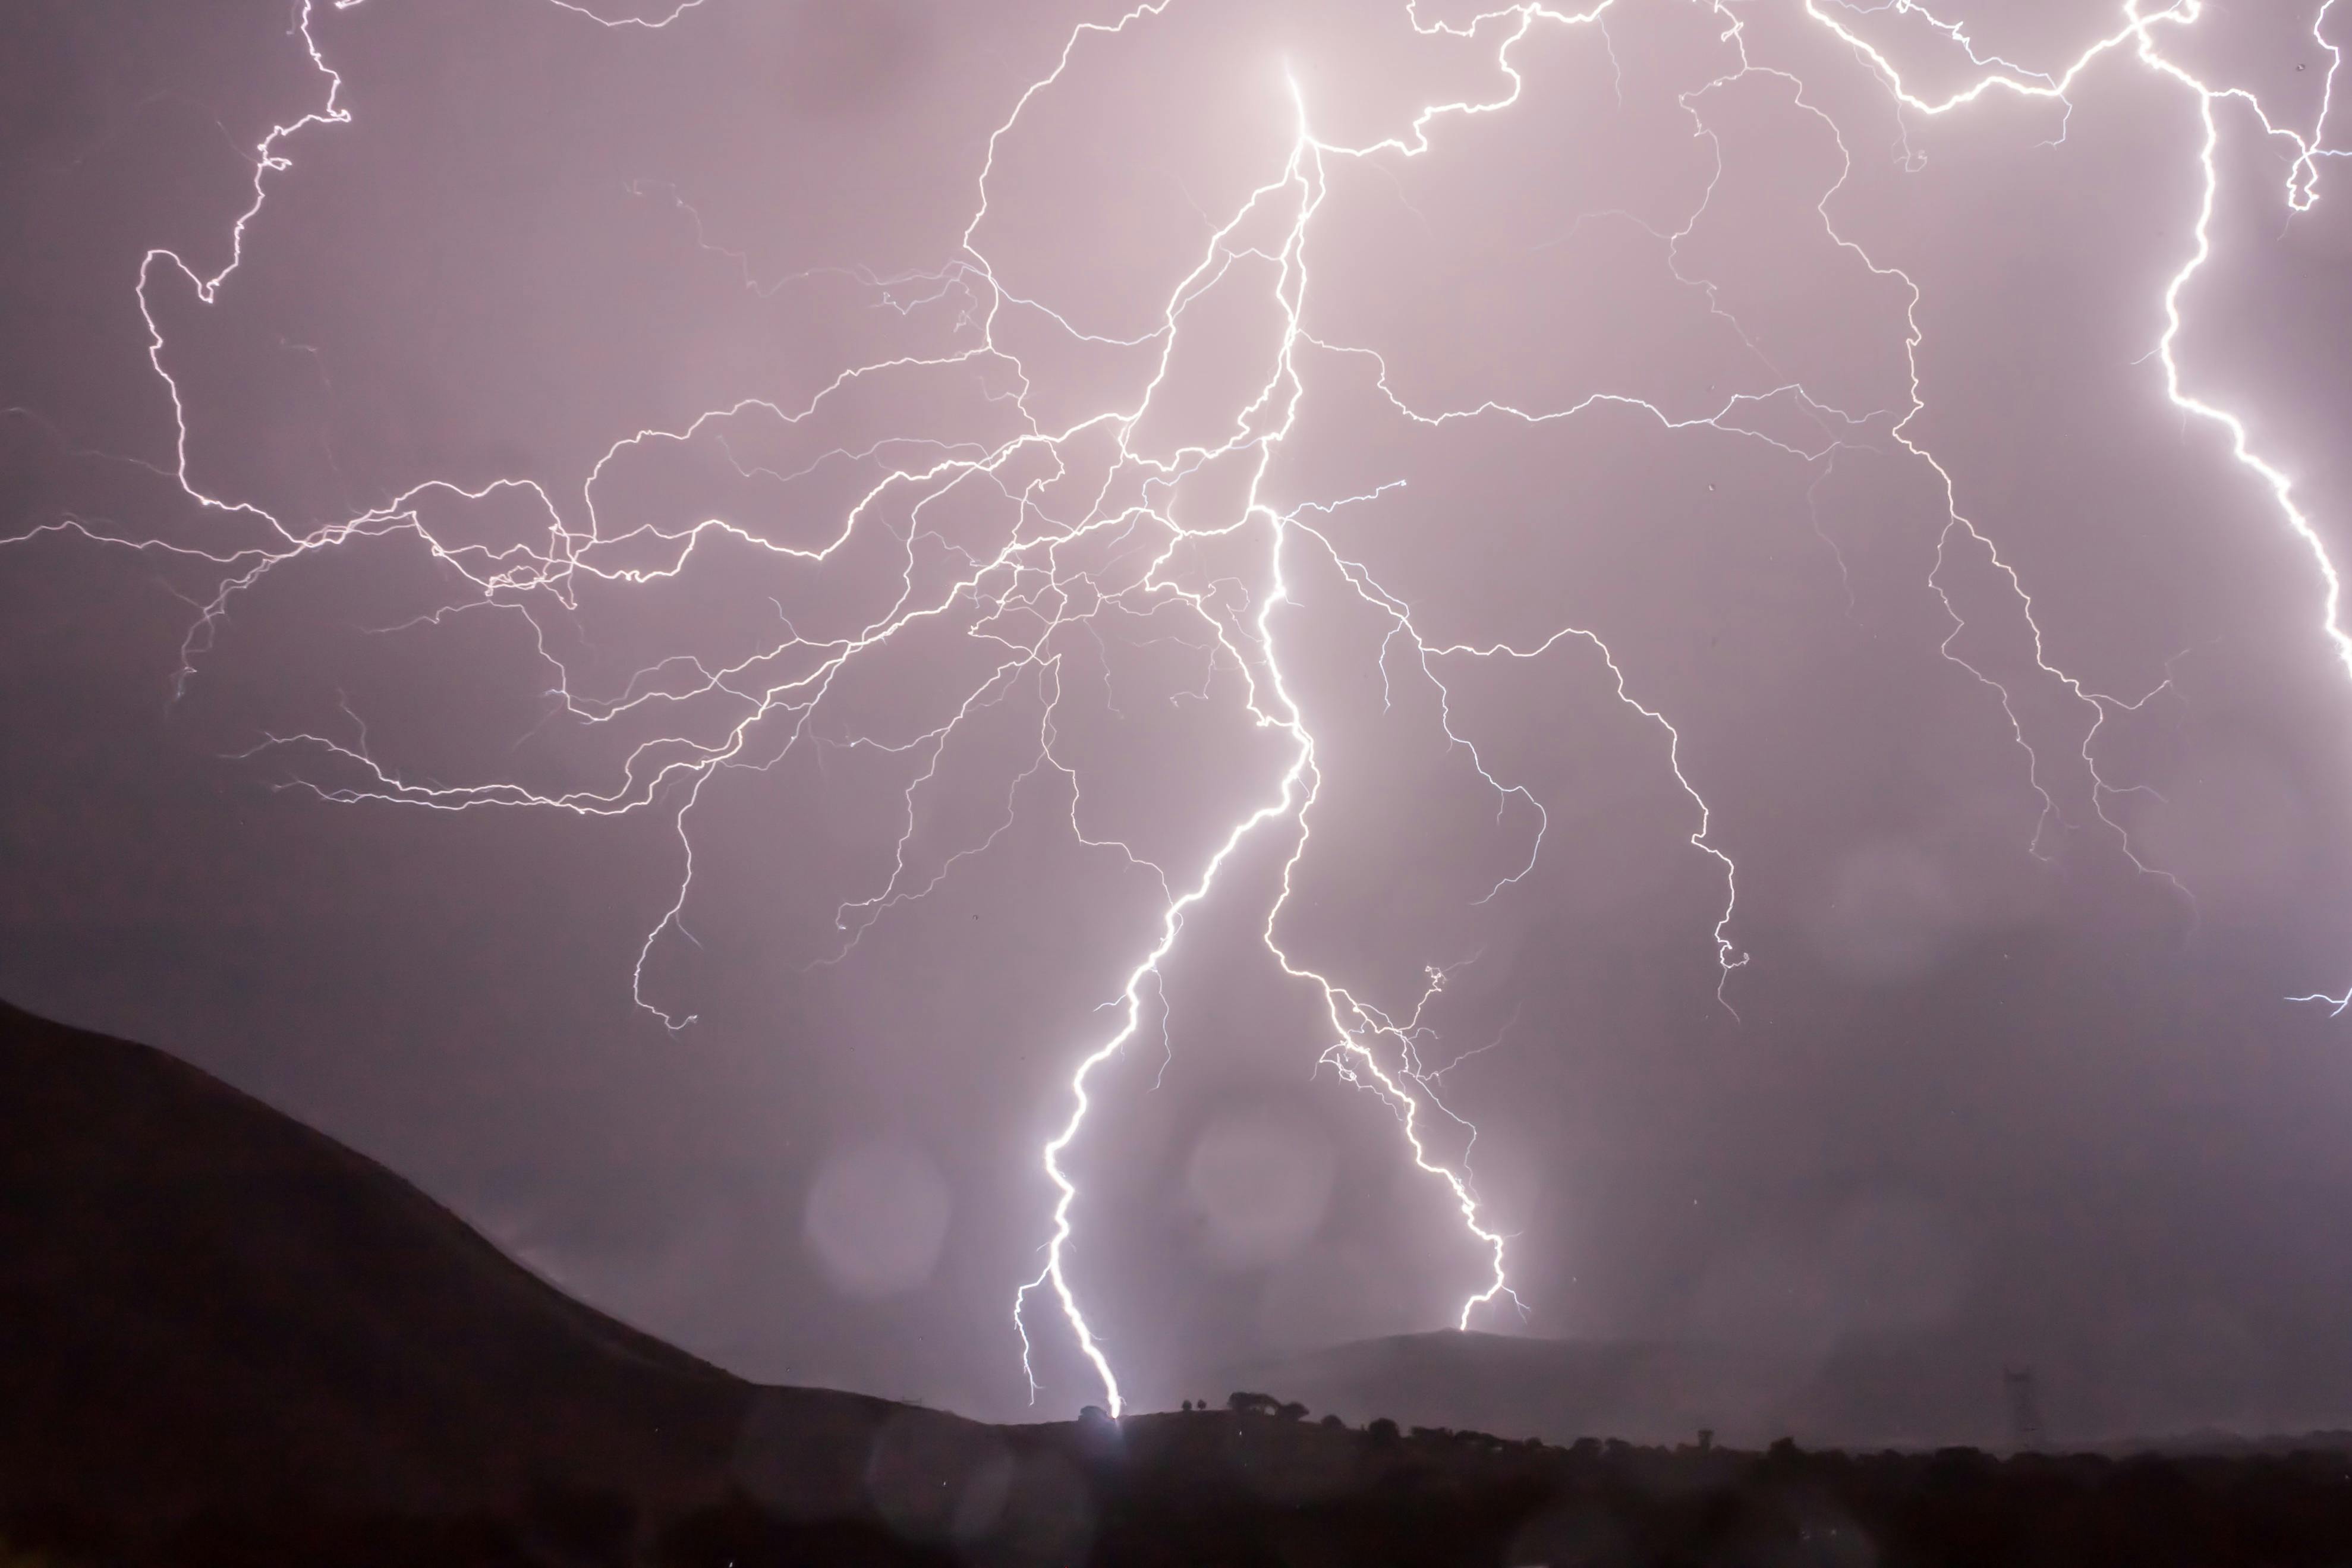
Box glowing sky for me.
[9,0,2352,1441]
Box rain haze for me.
[8,0,2352,1448]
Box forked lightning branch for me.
[7,0,2346,1416]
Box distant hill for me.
[1217,1331,1807,1449]
[1213,1324,2041,1453]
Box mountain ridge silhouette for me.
[0,996,937,1525]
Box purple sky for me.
[8,0,2352,1440]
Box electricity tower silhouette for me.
[2003,1367,2045,1451]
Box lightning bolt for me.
[1789,0,2350,991]
[10,0,2350,1418]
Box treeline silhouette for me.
[14,1400,2352,1566]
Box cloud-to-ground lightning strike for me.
[9,0,2351,1413]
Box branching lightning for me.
[10,0,2352,1414]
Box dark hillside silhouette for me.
[0,999,896,1523]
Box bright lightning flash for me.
[8,0,2350,1418]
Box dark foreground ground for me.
[7,997,2352,1567]
[16,1422,2352,1567]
